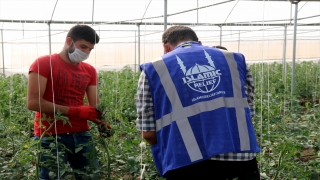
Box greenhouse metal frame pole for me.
[137,24,140,68]
[238,30,240,52]
[1,29,4,76]
[291,0,300,95]
[164,0,167,54]
[0,19,319,27]
[135,30,136,72]
[282,25,287,81]
[48,22,52,55]
[219,26,222,45]
[164,0,167,31]
[197,0,199,24]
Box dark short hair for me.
[212,45,228,51]
[67,24,100,44]
[162,25,198,46]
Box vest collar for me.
[175,41,200,49]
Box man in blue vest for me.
[136,25,260,179]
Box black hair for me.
[67,24,100,44]
[162,25,198,46]
[212,45,228,51]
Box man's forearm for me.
[27,98,70,115]
[142,131,157,146]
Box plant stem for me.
[2,125,16,156]
[35,121,56,180]
[272,144,286,180]
[99,138,111,180]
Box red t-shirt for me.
[29,54,98,136]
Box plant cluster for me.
[1,62,320,179]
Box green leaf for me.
[49,143,56,148]
[59,167,66,177]
[75,146,83,153]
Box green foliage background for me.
[1,62,320,179]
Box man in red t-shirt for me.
[28,24,102,180]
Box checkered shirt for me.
[136,64,257,161]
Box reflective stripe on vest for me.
[152,50,250,162]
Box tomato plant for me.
[1,62,320,179]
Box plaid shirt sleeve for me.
[136,71,156,132]
[245,65,255,118]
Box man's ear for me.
[163,43,171,53]
[66,37,73,46]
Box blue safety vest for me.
[140,42,260,177]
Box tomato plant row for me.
[1,62,320,179]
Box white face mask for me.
[68,41,89,63]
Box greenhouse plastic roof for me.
[0,0,319,29]
[0,0,319,75]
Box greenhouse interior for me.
[1,0,320,179]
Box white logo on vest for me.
[177,50,222,93]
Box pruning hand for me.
[98,120,114,138]
[68,106,102,123]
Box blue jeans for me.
[34,131,100,180]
